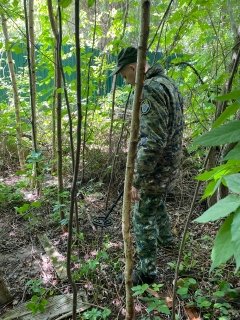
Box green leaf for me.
[231,208,240,271]
[224,143,240,160]
[199,300,212,307]
[87,0,95,7]
[213,290,225,298]
[151,283,164,291]
[16,203,30,214]
[194,194,240,223]
[187,278,197,285]
[196,163,233,181]
[31,201,42,208]
[202,179,221,200]
[59,0,72,8]
[192,120,240,147]
[213,102,240,128]
[211,215,234,271]
[56,88,64,94]
[102,308,111,319]
[223,174,240,193]
[132,283,149,296]
[215,90,240,101]
[156,304,170,315]
[177,287,188,296]
[64,65,74,76]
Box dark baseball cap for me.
[110,47,137,76]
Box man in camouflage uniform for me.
[111,47,184,284]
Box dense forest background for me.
[0,0,240,319]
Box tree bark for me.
[28,0,37,154]
[108,74,117,156]
[24,0,39,190]
[47,0,59,176]
[52,53,57,174]
[66,0,82,319]
[105,89,132,210]
[55,1,65,222]
[122,1,150,319]
[1,14,25,169]
[81,0,97,182]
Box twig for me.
[171,62,204,85]
[171,150,210,320]
[147,0,174,50]
[105,89,132,209]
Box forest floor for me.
[0,167,240,320]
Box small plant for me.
[167,252,198,273]
[0,182,24,208]
[176,277,197,299]
[51,190,70,225]
[73,249,109,280]
[132,283,170,316]
[82,307,111,319]
[15,200,42,225]
[176,277,237,319]
[25,279,48,314]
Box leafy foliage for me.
[0,0,240,318]
[194,89,240,271]
[26,279,48,314]
[82,307,111,320]
[0,182,24,208]
[132,284,170,316]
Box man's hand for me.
[131,186,140,202]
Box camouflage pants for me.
[133,193,173,276]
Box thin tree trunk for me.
[24,0,39,190]
[122,2,150,319]
[56,2,65,222]
[52,57,57,174]
[120,0,129,41]
[66,0,82,318]
[47,0,59,175]
[1,14,25,169]
[108,74,117,156]
[148,0,174,51]
[28,0,37,155]
[47,0,80,238]
[81,0,97,182]
[105,89,131,209]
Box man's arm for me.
[133,82,169,189]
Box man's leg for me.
[156,200,173,246]
[133,194,159,277]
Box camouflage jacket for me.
[133,65,184,194]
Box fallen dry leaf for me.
[165,296,173,308]
[146,288,160,298]
[145,289,173,309]
[184,306,202,320]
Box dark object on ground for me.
[92,190,124,227]
[117,270,156,286]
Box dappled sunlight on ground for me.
[40,255,56,285]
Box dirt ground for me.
[0,171,240,319]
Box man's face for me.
[120,64,136,86]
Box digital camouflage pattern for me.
[132,65,184,276]
[133,194,173,276]
[133,65,184,194]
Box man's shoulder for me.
[143,76,165,92]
